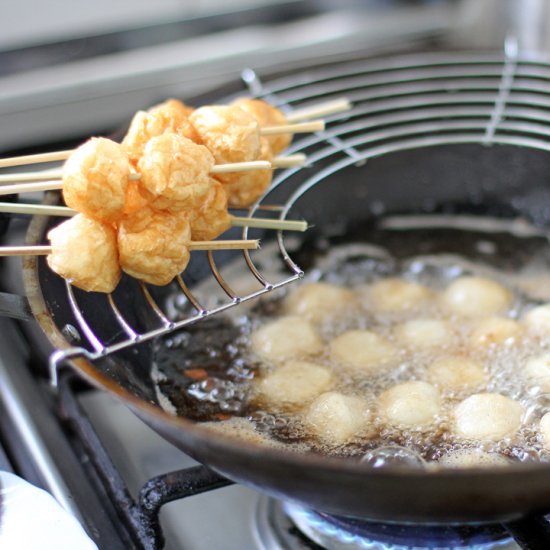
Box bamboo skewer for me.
[0,154,308,184]
[0,239,260,257]
[0,202,308,232]
[286,98,352,123]
[0,121,323,170]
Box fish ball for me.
[438,449,509,468]
[47,214,121,293]
[304,392,372,445]
[251,316,323,363]
[117,206,191,286]
[441,277,512,317]
[364,278,432,313]
[189,179,231,241]
[428,355,487,390]
[189,105,261,165]
[232,98,291,154]
[453,393,523,441]
[62,137,130,224]
[283,282,355,323]
[330,330,397,373]
[254,361,333,409]
[523,304,550,336]
[523,353,550,392]
[538,412,550,451]
[394,319,454,351]
[469,316,524,348]
[378,381,441,429]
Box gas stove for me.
[3,2,550,549]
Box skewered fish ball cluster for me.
[198,272,550,468]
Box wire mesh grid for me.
[50,48,550,370]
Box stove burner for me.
[254,496,518,550]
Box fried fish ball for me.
[250,316,323,363]
[538,412,550,451]
[453,393,523,441]
[137,133,215,212]
[523,304,550,336]
[469,316,524,348]
[47,214,121,293]
[304,392,372,445]
[441,277,512,317]
[363,278,433,313]
[189,180,231,241]
[189,105,261,165]
[394,319,454,351]
[283,282,355,323]
[523,353,550,392]
[122,99,197,164]
[232,98,291,154]
[62,137,130,224]
[122,180,150,215]
[330,330,397,373]
[254,361,333,410]
[427,355,487,391]
[378,381,441,429]
[217,137,274,208]
[117,206,191,286]
[438,449,509,468]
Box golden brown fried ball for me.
[47,214,121,293]
[189,105,261,165]
[117,206,191,286]
[217,137,274,208]
[189,179,231,241]
[122,99,197,165]
[137,133,215,212]
[62,137,130,224]
[232,98,291,154]
[122,180,151,215]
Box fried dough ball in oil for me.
[217,137,274,208]
[283,282,355,324]
[117,206,191,286]
[378,381,441,429]
[523,353,550,392]
[394,318,454,351]
[304,392,372,445]
[137,134,215,212]
[441,276,512,317]
[330,330,397,373]
[254,361,333,411]
[453,393,523,441]
[428,355,487,391]
[47,214,121,293]
[122,99,197,164]
[523,304,550,336]
[250,316,323,363]
[364,278,433,313]
[189,179,231,241]
[469,316,524,348]
[232,98,291,154]
[62,137,130,224]
[538,412,550,451]
[189,105,261,165]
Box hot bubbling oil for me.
[152,214,550,468]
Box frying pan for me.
[22,140,550,525]
[20,51,550,525]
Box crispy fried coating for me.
[232,98,291,154]
[62,138,130,224]
[122,99,197,164]
[189,179,232,241]
[47,214,121,293]
[137,133,215,212]
[217,137,274,208]
[189,105,261,164]
[117,206,191,286]
[122,180,152,215]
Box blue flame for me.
[284,503,515,550]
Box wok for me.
[23,141,550,525]
[20,50,550,525]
